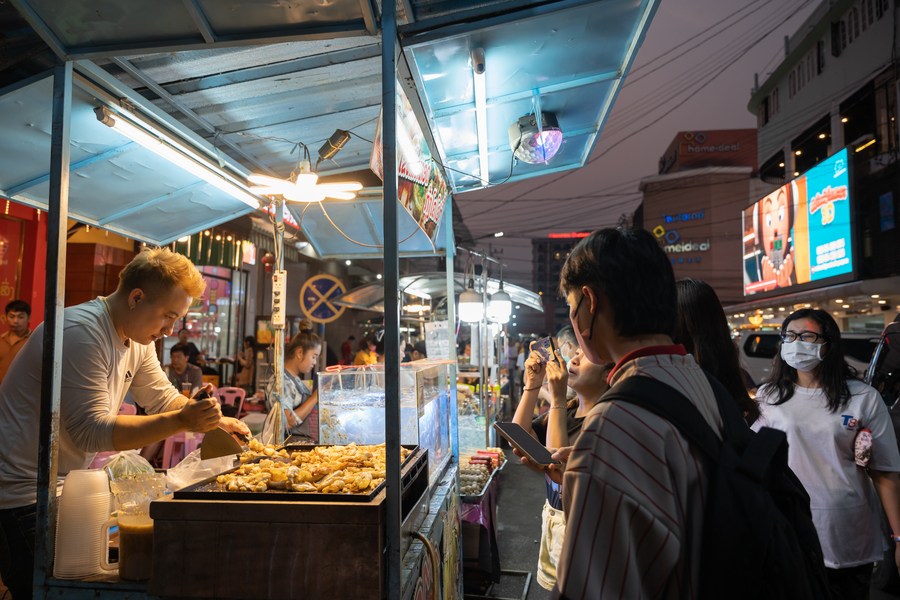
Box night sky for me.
[457,0,818,289]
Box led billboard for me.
[742,148,853,297]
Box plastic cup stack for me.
[53,469,117,579]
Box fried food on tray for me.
[219,442,411,494]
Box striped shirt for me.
[555,350,722,600]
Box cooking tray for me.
[174,444,423,503]
[460,467,498,504]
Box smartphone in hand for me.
[533,336,559,364]
[493,422,559,466]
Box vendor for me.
[267,332,321,443]
[0,248,249,600]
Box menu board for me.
[370,82,450,244]
[742,148,853,297]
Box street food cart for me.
[0,0,659,597]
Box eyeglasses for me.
[780,330,827,344]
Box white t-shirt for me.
[0,298,183,509]
[754,379,900,568]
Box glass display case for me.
[456,367,500,456]
[317,361,453,484]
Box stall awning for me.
[333,271,544,313]
[0,66,260,245]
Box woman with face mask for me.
[754,308,900,599]
[513,332,612,592]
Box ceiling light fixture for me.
[488,287,512,324]
[508,111,563,164]
[472,48,490,185]
[493,231,504,238]
[249,158,362,203]
[855,138,876,153]
[94,106,259,208]
[459,277,484,324]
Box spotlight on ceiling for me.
[318,129,351,164]
[508,111,563,164]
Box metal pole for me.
[444,211,460,460]
[34,61,72,598]
[272,198,285,444]
[381,2,402,598]
[481,257,490,447]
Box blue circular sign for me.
[300,274,346,324]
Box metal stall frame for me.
[27,18,417,600]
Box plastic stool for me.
[161,432,203,469]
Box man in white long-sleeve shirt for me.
[0,248,249,600]
[550,228,724,600]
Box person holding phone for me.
[0,248,249,600]
[513,326,612,591]
[551,227,724,599]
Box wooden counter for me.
[150,492,385,600]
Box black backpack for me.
[601,374,831,600]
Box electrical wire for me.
[317,202,421,248]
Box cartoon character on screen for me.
[751,186,795,291]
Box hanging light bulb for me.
[249,160,362,203]
[487,286,512,324]
[458,279,484,323]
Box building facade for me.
[743,0,900,331]
[638,167,768,306]
[530,233,589,334]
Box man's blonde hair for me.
[118,247,206,300]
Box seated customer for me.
[166,344,203,394]
[267,332,321,443]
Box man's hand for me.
[220,416,250,440]
[512,444,573,484]
[545,446,573,484]
[177,396,221,432]
[545,350,568,402]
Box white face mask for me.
[780,339,825,372]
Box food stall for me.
[0,0,659,598]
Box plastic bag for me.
[165,448,236,492]
[103,450,154,481]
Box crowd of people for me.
[510,227,900,600]
[1,228,898,600]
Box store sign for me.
[742,148,853,297]
[547,231,590,239]
[370,82,450,243]
[652,224,709,262]
[300,274,346,324]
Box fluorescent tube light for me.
[95,106,260,209]
[473,48,489,185]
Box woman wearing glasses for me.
[754,308,900,599]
